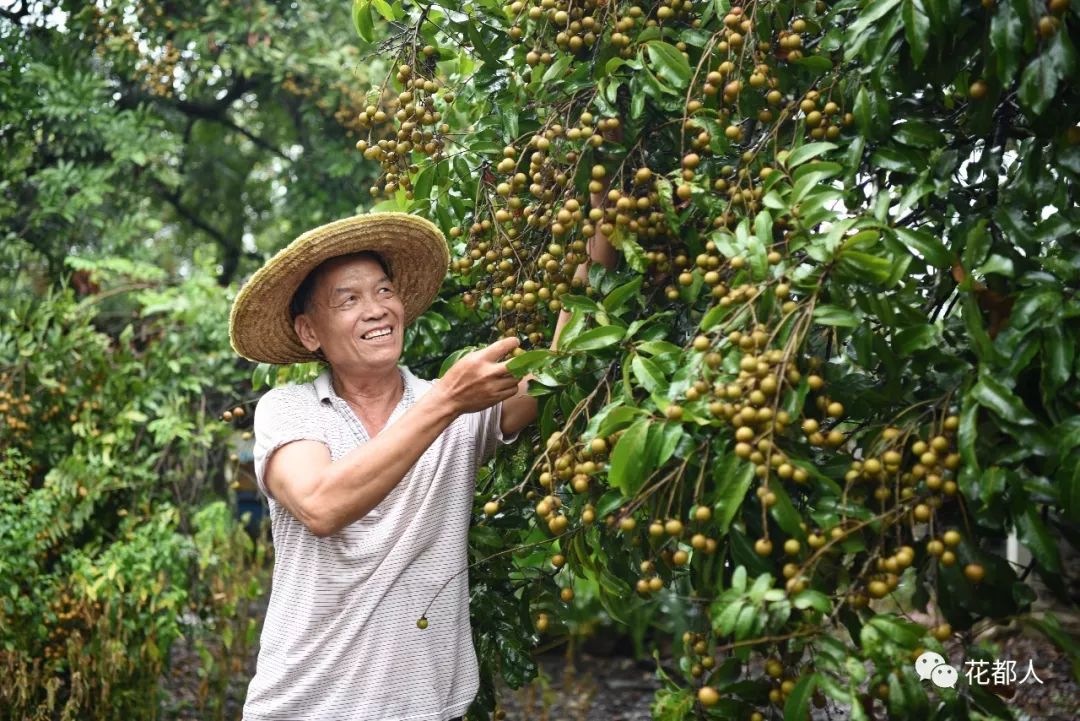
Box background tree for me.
[343,0,1080,719]
[0,2,390,718]
[1,0,380,288]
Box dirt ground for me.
[494,651,660,721]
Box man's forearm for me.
[306,388,459,535]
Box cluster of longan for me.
[793,90,854,142]
[506,0,607,55]
[2,378,87,450]
[688,330,814,490]
[482,430,603,521]
[538,430,608,497]
[764,656,808,707]
[42,591,94,662]
[633,506,718,595]
[135,40,183,99]
[220,405,246,423]
[681,630,717,679]
[450,116,633,336]
[354,58,450,198]
[506,1,696,64]
[0,387,34,436]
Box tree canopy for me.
[345,0,1080,718]
[1,0,380,287]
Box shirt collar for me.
[314,365,415,406]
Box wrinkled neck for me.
[329,365,403,416]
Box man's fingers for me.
[496,377,522,400]
[480,335,520,361]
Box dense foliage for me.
[0,259,265,720]
[1,0,379,287]
[345,0,1080,719]
[0,1,388,718]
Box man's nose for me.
[358,296,388,319]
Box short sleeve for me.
[252,388,327,500]
[475,400,521,465]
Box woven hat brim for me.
[229,212,449,365]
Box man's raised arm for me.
[265,337,521,537]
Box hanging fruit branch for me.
[348,1,1079,719]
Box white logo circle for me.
[915,650,956,688]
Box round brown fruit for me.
[963,563,985,583]
[697,686,720,707]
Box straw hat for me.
[229,212,449,364]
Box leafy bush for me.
[0,259,266,720]
[346,1,1080,719]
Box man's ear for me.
[294,313,322,353]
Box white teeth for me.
[362,327,391,340]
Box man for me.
[228,211,611,721]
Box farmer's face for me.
[293,256,405,375]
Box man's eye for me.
[379,287,393,294]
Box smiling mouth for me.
[361,326,393,341]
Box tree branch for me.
[153,180,228,248]
[118,74,290,159]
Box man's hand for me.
[434,336,522,415]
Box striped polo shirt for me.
[244,365,516,721]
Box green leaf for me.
[894,227,951,268]
[631,355,667,393]
[465,21,500,66]
[1018,30,1078,116]
[603,277,642,314]
[892,119,944,148]
[645,41,691,89]
[893,324,937,355]
[1015,505,1062,573]
[846,0,903,56]
[592,405,646,438]
[791,55,835,73]
[784,673,819,721]
[700,301,734,331]
[558,294,602,312]
[541,53,572,84]
[1061,453,1080,526]
[854,86,873,136]
[439,346,479,377]
[813,304,859,327]
[608,418,653,496]
[712,457,754,535]
[555,308,585,350]
[411,163,435,201]
[901,0,930,67]
[1042,326,1074,394]
[839,251,894,285]
[971,374,1036,426]
[352,0,374,42]
[768,484,806,540]
[784,142,837,168]
[369,0,394,21]
[505,349,554,377]
[793,590,831,613]
[990,0,1028,85]
[868,614,924,647]
[561,325,625,352]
